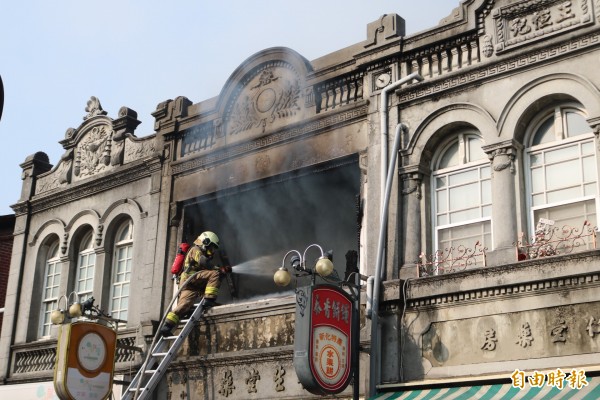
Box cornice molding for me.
[397,31,600,104]
[174,346,294,369]
[402,251,600,309]
[29,162,152,213]
[171,102,368,175]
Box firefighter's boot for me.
[161,312,179,336]
[203,297,217,309]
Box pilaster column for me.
[400,170,423,279]
[483,140,522,264]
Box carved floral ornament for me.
[226,63,303,137]
[34,97,155,194]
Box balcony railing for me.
[418,241,488,277]
[516,220,598,261]
[10,333,139,378]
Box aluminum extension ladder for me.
[121,298,207,400]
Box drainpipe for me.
[370,72,423,397]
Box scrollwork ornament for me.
[61,233,69,255]
[296,288,307,317]
[482,35,494,58]
[95,224,104,246]
[83,96,107,120]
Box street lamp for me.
[51,292,81,325]
[51,293,113,326]
[273,245,365,399]
[273,244,334,287]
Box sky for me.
[0,0,461,215]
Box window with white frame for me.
[432,132,491,272]
[75,231,95,303]
[110,219,133,321]
[39,242,61,338]
[525,104,597,247]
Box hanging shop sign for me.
[294,284,354,395]
[54,321,117,400]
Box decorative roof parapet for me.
[32,96,152,196]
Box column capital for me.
[400,172,423,199]
[483,140,522,173]
[586,116,600,135]
[482,139,522,156]
[398,164,429,178]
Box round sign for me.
[77,332,107,372]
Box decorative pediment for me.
[225,62,305,142]
[220,48,313,147]
[35,97,152,195]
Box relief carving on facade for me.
[95,224,103,246]
[481,328,498,351]
[489,147,516,173]
[213,313,294,352]
[551,318,568,342]
[273,365,286,392]
[493,0,592,54]
[123,136,156,164]
[585,316,600,337]
[516,322,534,348]
[296,288,308,317]
[226,63,303,139]
[245,368,260,393]
[218,370,235,397]
[74,125,113,178]
[83,96,108,120]
[401,174,422,199]
[482,35,494,58]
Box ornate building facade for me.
[2,0,600,398]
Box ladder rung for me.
[121,301,206,399]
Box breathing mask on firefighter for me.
[194,231,219,257]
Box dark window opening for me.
[182,157,360,302]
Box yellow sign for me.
[54,321,117,400]
[511,368,589,391]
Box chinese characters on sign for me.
[511,368,588,390]
[510,1,577,38]
[310,288,352,392]
[294,284,354,395]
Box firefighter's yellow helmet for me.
[194,231,219,250]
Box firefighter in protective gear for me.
[161,231,231,336]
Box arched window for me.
[39,242,61,338]
[110,219,133,321]
[75,231,95,302]
[432,132,491,269]
[525,105,597,236]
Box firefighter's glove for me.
[219,265,232,275]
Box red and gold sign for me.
[294,284,354,395]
